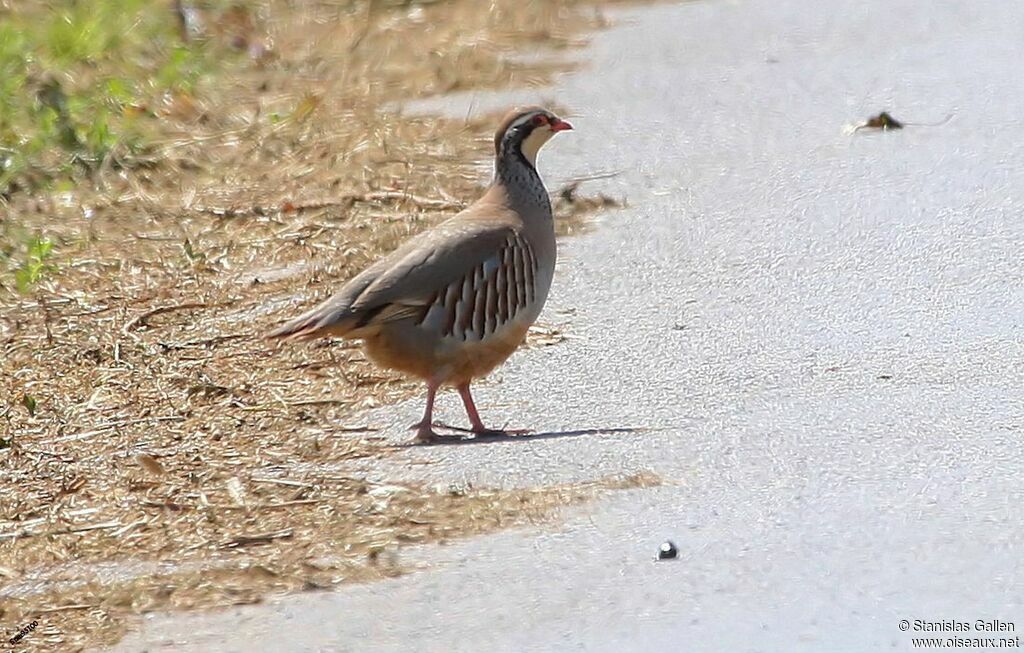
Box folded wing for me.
[265,213,520,340]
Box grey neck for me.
[494,147,552,217]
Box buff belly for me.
[361,318,533,386]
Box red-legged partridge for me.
[268,107,572,443]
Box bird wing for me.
[410,228,542,341]
[266,203,522,339]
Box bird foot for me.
[410,426,442,444]
[408,421,532,444]
[409,421,459,444]
[471,427,532,439]
[432,421,532,438]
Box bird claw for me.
[408,421,531,444]
[434,421,532,438]
[474,427,531,437]
[411,430,442,444]
[409,421,459,444]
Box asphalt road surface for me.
[113,0,1024,650]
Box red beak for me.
[550,118,573,132]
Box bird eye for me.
[531,114,548,126]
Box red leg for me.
[457,383,531,436]
[411,380,442,443]
[457,383,488,433]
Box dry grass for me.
[1,0,633,650]
[1,472,659,650]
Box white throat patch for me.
[519,128,554,165]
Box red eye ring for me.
[531,114,548,126]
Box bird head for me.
[493,107,573,166]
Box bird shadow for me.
[411,426,650,447]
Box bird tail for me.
[264,292,416,341]
[265,300,362,341]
